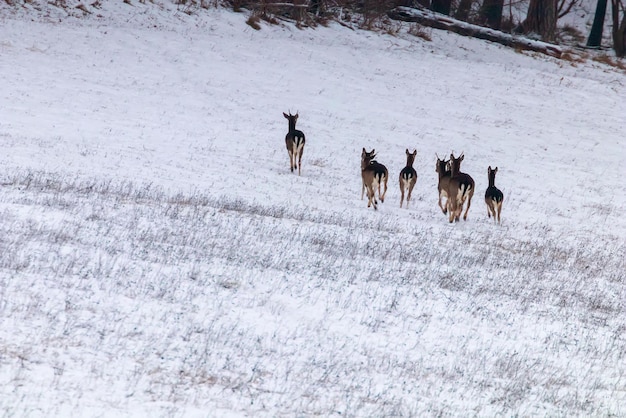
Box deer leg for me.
[367,185,378,210]
[496,202,502,224]
[449,190,461,222]
[438,196,446,214]
[297,145,304,176]
[380,176,388,203]
[438,191,448,214]
[463,191,473,221]
[288,150,294,172]
[407,181,415,209]
[399,179,405,208]
[447,199,455,223]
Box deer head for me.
[283,112,299,132]
[405,149,417,167]
[487,166,498,186]
[449,153,464,177]
[361,148,377,169]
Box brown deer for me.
[435,155,451,215]
[446,153,475,223]
[485,166,504,224]
[361,148,388,210]
[283,112,306,175]
[399,149,417,208]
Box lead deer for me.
[485,166,504,224]
[399,149,417,208]
[446,153,475,223]
[361,148,388,210]
[283,112,306,175]
[435,155,451,215]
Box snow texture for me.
[0,2,625,416]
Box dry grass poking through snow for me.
[0,169,624,416]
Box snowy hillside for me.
[1,2,625,416]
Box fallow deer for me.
[283,112,306,175]
[446,153,475,223]
[435,155,451,215]
[361,148,388,210]
[399,149,417,208]
[485,166,504,224]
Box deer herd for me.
[284,111,504,224]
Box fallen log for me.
[388,6,562,58]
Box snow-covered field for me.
[1,2,625,416]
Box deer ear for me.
[494,167,498,173]
[406,148,409,154]
[283,112,289,118]
[460,154,464,161]
[488,166,492,171]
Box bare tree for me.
[611,0,626,56]
[587,0,608,47]
[454,0,473,21]
[558,0,580,17]
[479,0,504,29]
[431,0,452,15]
[523,0,557,41]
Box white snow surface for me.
[1,2,625,417]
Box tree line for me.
[236,0,626,56]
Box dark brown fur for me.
[446,153,475,223]
[283,112,306,175]
[485,166,504,224]
[435,155,451,215]
[399,149,417,208]
[361,148,388,210]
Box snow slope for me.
[1,2,625,416]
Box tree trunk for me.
[587,0,608,47]
[617,15,626,57]
[454,0,472,21]
[479,0,504,29]
[611,0,626,56]
[523,0,557,42]
[431,0,452,15]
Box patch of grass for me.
[558,24,585,45]
[246,14,261,30]
[592,53,626,71]
[408,23,431,41]
[559,49,588,65]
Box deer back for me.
[284,112,306,150]
[448,154,474,202]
